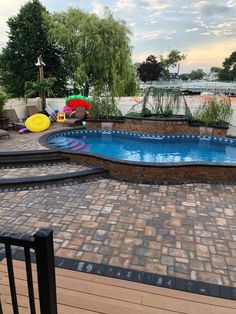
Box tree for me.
[160,50,186,80]
[179,73,189,81]
[0,0,67,97]
[165,50,186,68]
[45,8,137,97]
[218,51,236,81]
[188,69,205,80]
[24,77,56,106]
[137,55,161,82]
[179,69,205,81]
[210,67,222,74]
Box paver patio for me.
[0,125,236,288]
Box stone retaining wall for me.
[86,118,228,137]
[67,152,236,182]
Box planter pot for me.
[189,120,229,129]
[0,117,9,130]
[199,126,213,136]
[86,117,124,123]
[125,115,190,122]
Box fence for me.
[5,95,236,136]
[0,228,57,314]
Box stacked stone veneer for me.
[67,152,236,182]
[86,118,227,137]
[67,118,231,182]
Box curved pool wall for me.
[40,129,236,183]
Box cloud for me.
[185,28,198,33]
[195,2,231,15]
[1,0,236,73]
[196,17,236,37]
[143,0,173,12]
[113,0,136,12]
[140,30,176,40]
[0,0,28,50]
[227,0,236,8]
[200,32,211,36]
[91,0,105,16]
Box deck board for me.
[0,260,235,314]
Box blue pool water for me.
[48,130,236,164]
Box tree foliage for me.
[137,55,161,82]
[160,50,186,79]
[210,67,222,74]
[24,77,56,98]
[137,51,186,81]
[179,73,189,81]
[90,95,122,119]
[164,50,186,68]
[45,8,137,97]
[180,69,205,81]
[0,0,67,97]
[218,51,236,81]
[0,92,8,118]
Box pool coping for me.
[39,128,236,168]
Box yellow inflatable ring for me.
[25,114,50,132]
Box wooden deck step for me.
[0,260,235,314]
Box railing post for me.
[0,297,3,314]
[34,228,57,314]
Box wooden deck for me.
[0,260,235,313]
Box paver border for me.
[2,249,235,301]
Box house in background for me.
[203,72,219,81]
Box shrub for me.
[0,92,8,118]
[162,105,173,117]
[128,112,142,117]
[141,107,152,117]
[193,96,232,126]
[90,95,122,119]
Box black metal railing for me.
[0,228,57,314]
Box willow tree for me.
[45,8,137,97]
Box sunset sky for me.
[1,0,236,73]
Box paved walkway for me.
[0,123,63,151]
[0,124,236,287]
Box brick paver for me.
[1,162,93,179]
[0,124,236,287]
[0,123,65,151]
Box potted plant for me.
[190,95,232,135]
[192,96,232,127]
[0,92,9,130]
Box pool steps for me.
[0,151,109,190]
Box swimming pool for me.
[47,130,236,164]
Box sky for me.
[1,0,236,73]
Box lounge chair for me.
[4,109,25,129]
[26,105,39,117]
[64,106,85,127]
[0,129,10,139]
